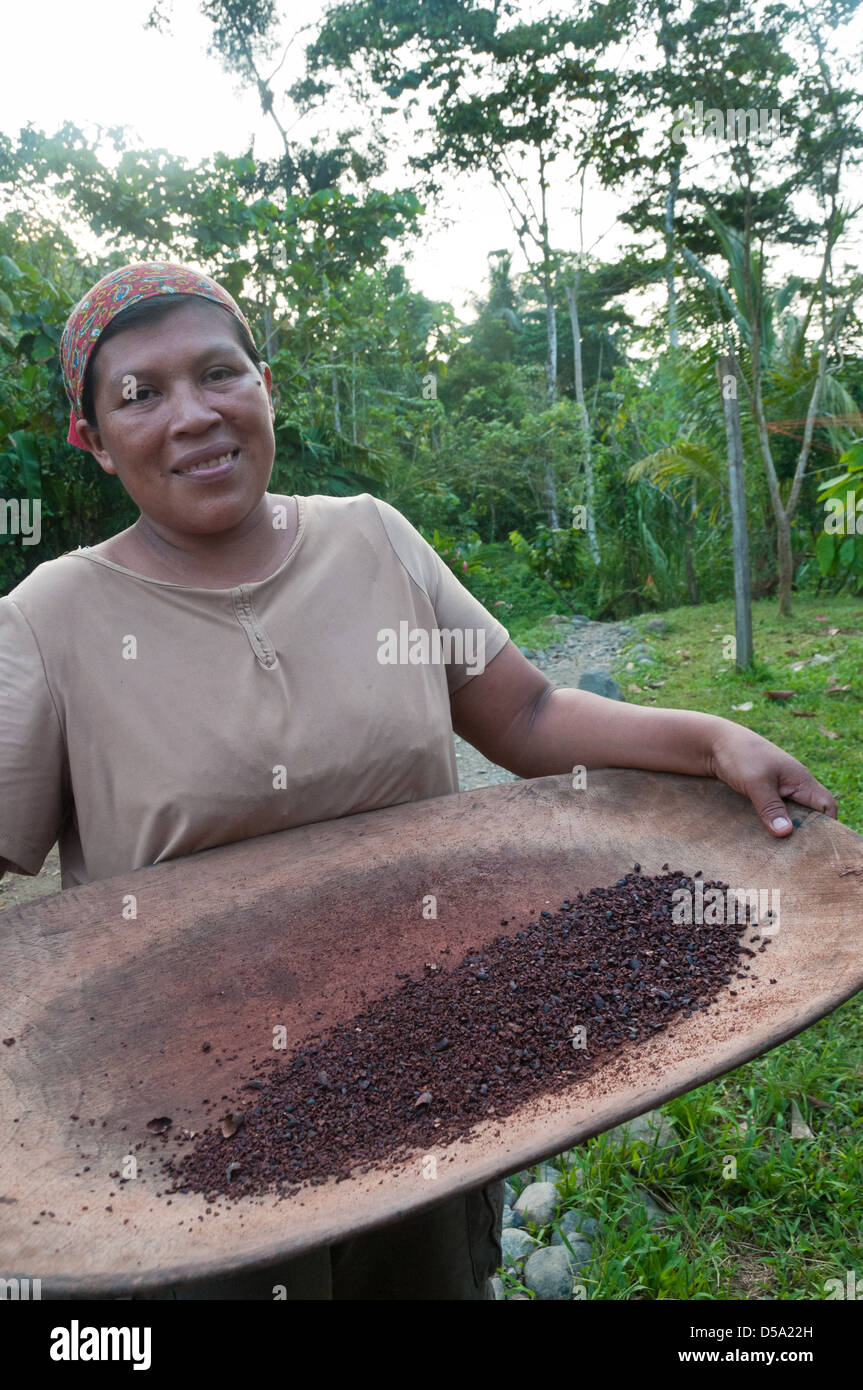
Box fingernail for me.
[772,817,791,831]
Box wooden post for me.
[717,354,753,669]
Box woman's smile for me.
[171,447,240,479]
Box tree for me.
[296,0,636,527]
[592,0,863,614]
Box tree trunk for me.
[665,160,680,349]
[564,272,601,566]
[684,479,699,604]
[538,147,559,529]
[351,346,357,446]
[321,276,340,434]
[684,520,698,604]
[775,510,794,618]
[717,354,754,665]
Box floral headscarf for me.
[59,263,257,448]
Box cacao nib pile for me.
[162,868,772,1202]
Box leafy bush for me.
[815,439,863,593]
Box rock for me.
[557,1156,586,1184]
[501,1205,523,1229]
[536,1161,562,1186]
[790,1099,814,1139]
[577,670,625,701]
[504,1180,518,1207]
[570,614,591,626]
[638,1188,669,1228]
[551,1209,598,1244]
[500,1227,538,1267]
[621,1186,669,1230]
[645,617,669,632]
[514,1181,559,1228]
[603,1108,680,1157]
[491,1275,505,1300]
[519,647,537,658]
[524,1244,576,1300]
[550,1234,594,1270]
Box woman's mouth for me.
[173,449,240,480]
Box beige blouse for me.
[0,493,510,889]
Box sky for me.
[2,0,862,329]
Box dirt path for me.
[0,617,634,913]
[455,616,634,790]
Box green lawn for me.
[616,594,863,833]
[502,594,863,1300]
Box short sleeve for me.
[371,497,511,695]
[0,597,68,874]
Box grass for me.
[497,592,863,1300]
[617,594,863,831]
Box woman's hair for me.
[81,294,265,429]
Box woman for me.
[0,262,837,1300]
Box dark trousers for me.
[131,1180,504,1301]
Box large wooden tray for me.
[2,770,861,1296]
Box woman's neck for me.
[93,494,299,587]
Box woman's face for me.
[74,298,276,537]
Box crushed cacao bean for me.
[162,869,769,1204]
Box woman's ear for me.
[72,420,118,475]
[260,362,278,416]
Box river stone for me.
[577,670,625,701]
[491,1276,505,1300]
[551,1234,593,1269]
[514,1181,559,1228]
[556,1157,586,1184]
[603,1108,680,1157]
[621,1186,669,1230]
[500,1227,538,1266]
[645,617,669,632]
[511,1162,560,1188]
[524,1244,576,1300]
[504,1181,518,1207]
[501,1205,523,1229]
[551,1209,598,1243]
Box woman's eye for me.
[207,367,234,382]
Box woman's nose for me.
[165,381,224,433]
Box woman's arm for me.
[450,641,838,837]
